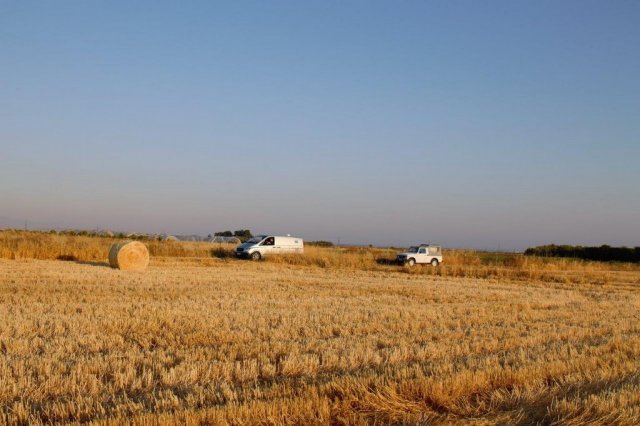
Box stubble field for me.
[1,233,640,424]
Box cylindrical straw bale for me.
[108,240,149,271]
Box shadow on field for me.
[56,254,78,262]
[56,255,110,268]
[76,260,110,268]
[210,247,236,259]
[376,258,398,266]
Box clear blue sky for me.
[1,1,639,250]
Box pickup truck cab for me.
[396,244,442,267]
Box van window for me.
[261,237,275,246]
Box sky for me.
[1,1,639,250]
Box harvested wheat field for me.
[1,241,640,424]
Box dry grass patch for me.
[1,256,639,424]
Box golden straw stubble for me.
[108,240,149,271]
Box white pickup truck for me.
[396,244,442,267]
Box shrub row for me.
[524,244,640,263]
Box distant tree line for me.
[214,230,253,242]
[524,244,640,263]
[46,229,148,240]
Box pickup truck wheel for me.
[430,258,439,267]
[251,252,262,261]
[407,258,416,267]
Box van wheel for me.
[431,258,439,267]
[251,252,262,261]
[407,258,416,267]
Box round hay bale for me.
[108,240,149,271]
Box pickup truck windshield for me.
[407,247,419,253]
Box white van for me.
[235,235,304,260]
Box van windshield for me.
[245,236,265,244]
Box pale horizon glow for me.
[1,1,639,250]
